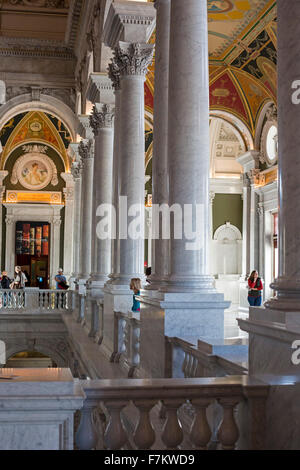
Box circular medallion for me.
[208,0,233,13]
[29,121,42,133]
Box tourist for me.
[0,271,11,289]
[11,266,27,290]
[55,268,68,290]
[130,278,142,313]
[247,270,263,306]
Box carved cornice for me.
[0,37,75,60]
[103,1,156,48]
[86,73,114,105]
[89,104,114,135]
[65,0,84,49]
[113,41,154,77]
[3,1,69,8]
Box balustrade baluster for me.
[103,400,128,450]
[218,398,240,450]
[182,351,188,377]
[190,398,212,450]
[133,399,156,449]
[161,399,184,450]
[75,403,98,450]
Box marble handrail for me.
[76,376,269,450]
[0,289,71,312]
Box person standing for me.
[54,268,67,290]
[247,270,263,307]
[130,278,142,313]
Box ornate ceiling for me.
[145,0,277,139]
[0,0,277,141]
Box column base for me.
[159,274,217,294]
[139,289,230,378]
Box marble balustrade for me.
[114,311,141,377]
[76,376,269,450]
[0,289,71,313]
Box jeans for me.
[248,295,262,307]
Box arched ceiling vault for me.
[145,0,277,140]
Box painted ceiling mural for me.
[145,0,277,139]
[0,111,71,171]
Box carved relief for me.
[11,152,58,190]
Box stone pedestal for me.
[139,290,230,378]
[0,368,84,450]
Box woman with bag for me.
[247,270,263,307]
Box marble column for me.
[0,171,8,271]
[61,173,75,281]
[160,0,213,293]
[89,103,114,289]
[265,0,300,311]
[78,139,94,289]
[109,41,154,285]
[146,0,170,290]
[69,156,82,285]
[107,66,121,283]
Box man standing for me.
[54,268,67,290]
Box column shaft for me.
[90,104,114,286]
[147,0,171,290]
[163,0,214,292]
[79,140,94,280]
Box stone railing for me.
[38,290,71,312]
[170,337,247,379]
[0,289,25,310]
[75,376,269,450]
[0,289,71,312]
[114,311,141,377]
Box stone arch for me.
[210,109,254,151]
[214,222,242,241]
[5,340,69,368]
[0,94,78,142]
[254,100,276,150]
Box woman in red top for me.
[247,270,263,306]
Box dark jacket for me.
[1,276,11,289]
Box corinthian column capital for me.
[113,41,154,77]
[78,139,94,161]
[89,104,115,135]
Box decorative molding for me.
[113,41,154,77]
[4,1,69,8]
[108,60,121,91]
[65,0,84,49]
[0,37,75,60]
[89,104,114,135]
[213,222,242,241]
[11,152,58,190]
[103,1,156,48]
[86,73,114,105]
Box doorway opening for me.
[15,221,50,288]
